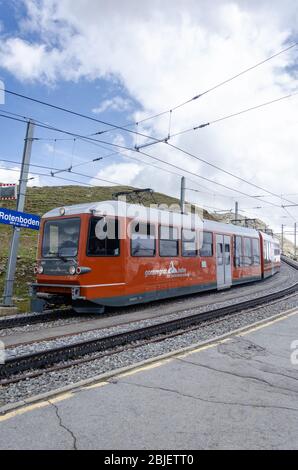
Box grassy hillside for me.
[0,185,216,311]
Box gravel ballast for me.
[5,264,298,358]
[1,291,297,407]
[1,263,295,339]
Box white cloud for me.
[44,143,55,153]
[0,165,40,187]
[90,162,141,187]
[92,96,133,114]
[0,0,298,230]
[0,38,47,81]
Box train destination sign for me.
[0,208,40,230]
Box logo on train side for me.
[145,261,188,278]
[168,261,178,274]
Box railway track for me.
[1,258,295,332]
[1,256,297,384]
[0,309,76,330]
[281,255,298,269]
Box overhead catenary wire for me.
[0,153,284,210]
[2,84,298,208]
[1,87,298,208]
[18,84,288,209]
[1,50,297,227]
[0,158,234,206]
[1,166,95,187]
[167,137,298,208]
[187,187,270,206]
[2,38,298,144]
[14,91,297,208]
[0,112,236,199]
[282,206,297,221]
[0,110,235,196]
[2,166,285,232]
[2,164,285,227]
[0,112,290,209]
[0,88,161,144]
[0,161,233,210]
[186,187,278,220]
[169,90,298,139]
[0,158,131,187]
[90,39,298,134]
[0,156,264,206]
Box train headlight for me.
[37,265,44,274]
[69,266,76,275]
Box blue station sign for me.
[0,207,40,230]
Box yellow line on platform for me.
[1,307,297,423]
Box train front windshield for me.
[42,218,81,258]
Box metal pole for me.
[2,120,35,306]
[281,224,284,255]
[180,176,185,214]
[235,201,239,224]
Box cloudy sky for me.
[0,0,297,235]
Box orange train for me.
[31,201,281,313]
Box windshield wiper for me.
[58,253,68,262]
[48,251,68,262]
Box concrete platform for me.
[0,309,298,450]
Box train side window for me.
[234,236,242,267]
[159,226,179,257]
[225,243,231,265]
[243,237,252,266]
[264,241,271,264]
[182,229,197,257]
[252,239,260,265]
[200,231,213,257]
[87,217,120,256]
[131,222,156,257]
[217,242,223,265]
[268,242,274,262]
[269,242,273,262]
[263,241,267,263]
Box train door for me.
[216,234,232,289]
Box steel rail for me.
[280,255,298,269]
[0,309,76,330]
[1,257,297,381]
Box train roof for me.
[203,219,259,238]
[42,200,203,229]
[42,200,272,238]
[259,231,280,243]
